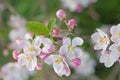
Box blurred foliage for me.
[0,0,120,80]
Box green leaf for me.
[27,21,49,35]
[48,18,56,32]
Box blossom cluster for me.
[91,24,120,67]
[12,9,84,77]
[61,0,97,12]
[1,62,34,80]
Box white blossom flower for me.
[61,0,97,12]
[60,37,83,60]
[34,36,55,59]
[1,62,33,80]
[91,29,110,51]
[8,15,26,28]
[18,53,37,71]
[22,37,42,55]
[44,55,71,77]
[61,0,79,12]
[75,51,96,76]
[109,43,120,58]
[110,24,120,43]
[99,51,118,67]
[9,28,27,50]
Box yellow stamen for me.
[25,55,32,62]
[69,45,75,52]
[55,58,62,64]
[28,46,35,52]
[99,36,107,45]
[117,46,120,52]
[116,32,120,38]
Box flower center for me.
[117,46,120,52]
[55,58,62,64]
[116,32,120,38]
[99,36,107,45]
[69,45,75,52]
[28,46,35,52]
[25,55,32,62]
[107,56,111,61]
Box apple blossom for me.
[12,50,19,60]
[1,62,34,80]
[60,37,83,60]
[110,24,120,43]
[100,51,118,67]
[91,29,110,51]
[18,53,37,71]
[44,54,71,77]
[8,15,26,28]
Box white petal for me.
[32,36,43,47]
[59,45,68,56]
[18,54,26,66]
[26,56,37,71]
[53,62,64,76]
[97,28,106,36]
[72,37,84,46]
[94,43,102,50]
[43,38,52,44]
[109,43,117,51]
[62,37,71,46]
[91,32,99,42]
[104,61,114,68]
[44,55,55,65]
[99,54,106,63]
[110,25,118,35]
[72,47,82,58]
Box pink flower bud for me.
[72,58,81,67]
[52,28,60,36]
[76,5,83,13]
[67,19,77,28]
[56,9,66,20]
[36,63,42,70]
[12,50,19,60]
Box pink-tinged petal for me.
[44,55,55,65]
[94,43,102,50]
[91,32,99,42]
[24,32,33,40]
[59,45,68,56]
[18,54,26,66]
[36,63,42,70]
[48,45,55,53]
[63,61,71,76]
[62,37,71,46]
[26,56,37,71]
[117,58,120,64]
[72,37,84,46]
[53,62,64,77]
[39,52,48,60]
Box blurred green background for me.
[0,0,120,80]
